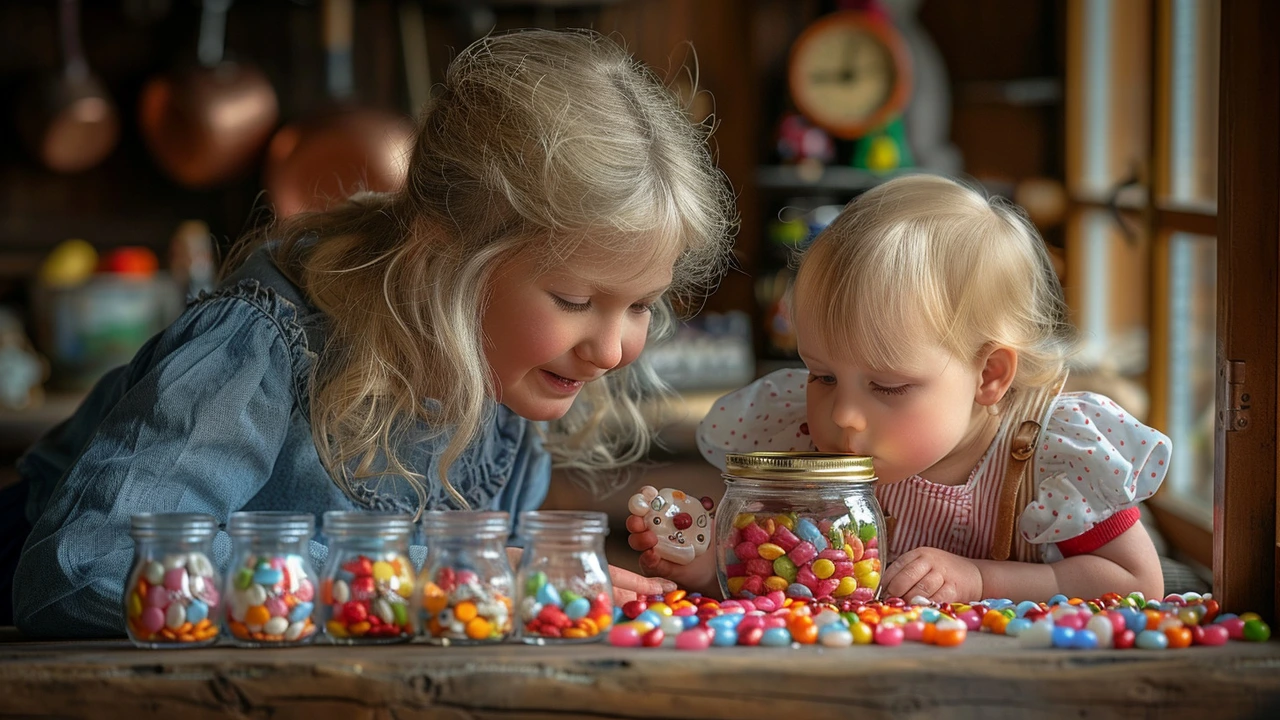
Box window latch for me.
[1221,360,1250,433]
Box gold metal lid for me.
[724,452,877,482]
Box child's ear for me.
[976,345,1018,409]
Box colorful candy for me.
[321,553,415,642]
[126,552,221,646]
[225,553,317,645]
[519,571,613,642]
[721,511,880,602]
[419,566,513,643]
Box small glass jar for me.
[124,513,222,648]
[224,511,320,646]
[318,511,416,643]
[416,511,515,644]
[717,452,886,604]
[514,510,614,644]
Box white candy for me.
[228,593,247,623]
[660,616,684,636]
[519,596,541,622]
[284,621,306,642]
[935,617,967,632]
[143,561,166,585]
[187,553,213,577]
[814,609,843,627]
[332,579,351,604]
[165,603,186,630]
[162,554,187,571]
[1018,618,1056,649]
[244,584,267,607]
[189,575,205,596]
[264,617,289,636]
[820,629,854,647]
[1087,615,1114,648]
[373,598,395,624]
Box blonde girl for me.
[7,29,736,636]
[633,174,1167,603]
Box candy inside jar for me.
[717,452,885,604]
[515,510,614,644]
[417,510,515,644]
[124,513,222,648]
[319,511,417,644]
[224,511,320,646]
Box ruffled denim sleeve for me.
[13,292,298,637]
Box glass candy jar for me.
[416,511,515,644]
[717,452,886,604]
[224,511,320,646]
[515,511,614,644]
[319,511,417,643]
[124,513,222,648]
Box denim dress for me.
[5,248,551,637]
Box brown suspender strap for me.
[989,420,1042,561]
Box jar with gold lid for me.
[716,452,886,603]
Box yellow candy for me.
[128,592,143,618]
[727,576,747,594]
[326,620,349,638]
[348,621,371,637]
[850,621,874,645]
[647,602,672,616]
[732,514,757,530]
[764,575,790,592]
[465,617,493,640]
[844,544,856,560]
[1240,612,1262,623]
[773,514,796,531]
[562,628,589,639]
[757,543,785,560]
[832,576,858,597]
[860,571,881,590]
[372,561,394,582]
[812,559,835,579]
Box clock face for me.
[788,12,912,139]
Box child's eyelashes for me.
[810,374,837,386]
[871,383,911,396]
[550,294,656,314]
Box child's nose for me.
[576,318,625,370]
[831,400,868,433]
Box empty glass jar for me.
[224,511,320,646]
[124,513,222,648]
[319,511,417,643]
[417,510,515,644]
[716,452,886,603]
[515,510,614,644]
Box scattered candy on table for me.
[419,566,513,643]
[722,511,881,603]
[519,571,613,641]
[322,554,416,642]
[126,552,221,646]
[226,553,317,644]
[608,590,1271,652]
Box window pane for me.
[1162,232,1216,503]
[1156,0,1219,209]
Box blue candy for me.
[1047,594,1069,607]
[289,602,313,623]
[186,599,209,624]
[1071,629,1099,649]
[711,628,738,647]
[760,627,793,647]
[1051,626,1076,648]
[635,610,663,628]
[253,567,284,587]
[1015,600,1040,618]
[564,597,591,620]
[1004,618,1033,637]
[1135,629,1169,650]
[785,583,813,599]
[535,582,562,607]
[920,608,941,623]
[795,518,824,545]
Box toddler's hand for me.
[881,546,983,604]
[626,513,719,597]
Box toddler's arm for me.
[973,519,1164,601]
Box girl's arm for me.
[973,520,1164,601]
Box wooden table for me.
[4,629,1280,719]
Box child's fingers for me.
[884,555,932,598]
[627,529,658,552]
[624,514,650,534]
[637,548,677,578]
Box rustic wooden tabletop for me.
[3,628,1280,719]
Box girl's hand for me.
[625,514,720,597]
[882,546,984,604]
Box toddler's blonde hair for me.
[794,174,1074,401]
[232,29,737,513]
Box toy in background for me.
[0,308,48,411]
[774,112,836,184]
[643,311,753,391]
[31,239,184,391]
[757,204,843,358]
[787,2,915,174]
[627,486,715,565]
